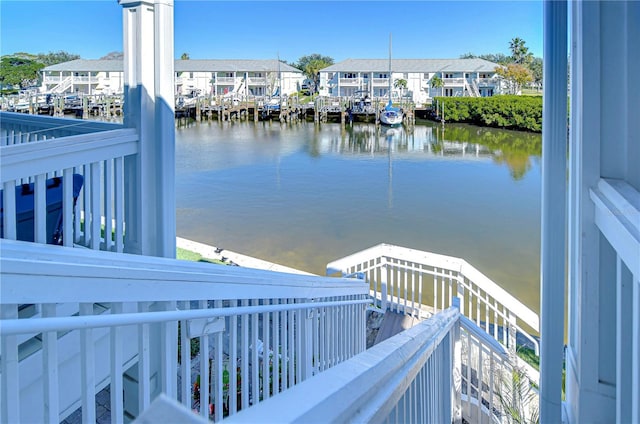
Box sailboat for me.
[380,34,404,126]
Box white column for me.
[120,0,175,258]
[539,1,567,423]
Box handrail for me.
[225,306,460,423]
[0,299,372,336]
[1,128,138,182]
[1,239,370,304]
[0,111,122,138]
[1,239,370,423]
[326,243,540,357]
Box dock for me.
[1,92,422,126]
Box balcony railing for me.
[223,301,528,424]
[327,244,540,358]
[1,112,137,252]
[0,239,370,423]
[443,78,465,85]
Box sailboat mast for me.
[388,33,392,101]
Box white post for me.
[120,0,175,258]
[540,1,567,423]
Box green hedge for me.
[433,95,542,132]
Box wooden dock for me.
[1,93,419,127]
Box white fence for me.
[327,244,540,356]
[1,112,136,252]
[0,239,370,423]
[224,301,520,424]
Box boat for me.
[380,34,403,127]
[380,100,403,126]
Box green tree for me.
[528,57,543,86]
[0,56,44,88]
[36,51,80,66]
[294,54,334,93]
[495,63,533,94]
[430,75,444,97]
[100,51,123,61]
[181,52,190,60]
[509,37,533,65]
[394,78,407,98]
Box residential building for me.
[41,59,125,95]
[175,59,303,97]
[40,59,304,97]
[318,58,503,104]
[2,1,638,423]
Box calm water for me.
[176,120,542,313]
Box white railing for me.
[216,77,235,83]
[327,244,540,356]
[0,239,370,423]
[372,78,389,85]
[339,78,359,85]
[247,77,266,85]
[1,112,137,251]
[443,78,465,85]
[224,301,523,424]
[589,178,640,423]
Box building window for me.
[423,73,429,79]
[189,72,193,79]
[403,73,408,79]
[444,73,454,79]
[444,88,454,97]
[342,72,356,79]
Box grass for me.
[516,346,539,371]
[521,88,543,96]
[176,246,226,265]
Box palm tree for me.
[180,52,190,60]
[393,78,407,99]
[509,38,533,65]
[430,75,444,98]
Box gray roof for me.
[321,58,500,73]
[43,59,124,72]
[175,59,302,73]
[43,59,302,73]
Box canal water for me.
[176,120,542,313]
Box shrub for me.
[433,95,542,132]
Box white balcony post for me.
[540,1,567,423]
[120,0,175,258]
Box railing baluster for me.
[80,302,96,423]
[34,174,46,243]
[42,303,59,423]
[90,162,100,250]
[288,298,295,387]
[110,302,124,422]
[104,159,113,251]
[113,157,124,252]
[1,304,20,423]
[74,166,81,244]
[179,302,190,407]
[138,302,151,413]
[262,299,271,400]
[160,301,177,399]
[251,299,259,407]
[198,299,209,420]
[280,301,288,392]
[229,299,238,414]
[270,299,280,397]
[241,299,249,409]
[62,168,73,247]
[213,299,222,422]
[3,180,17,240]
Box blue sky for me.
[1,1,542,63]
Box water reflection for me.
[304,122,540,181]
